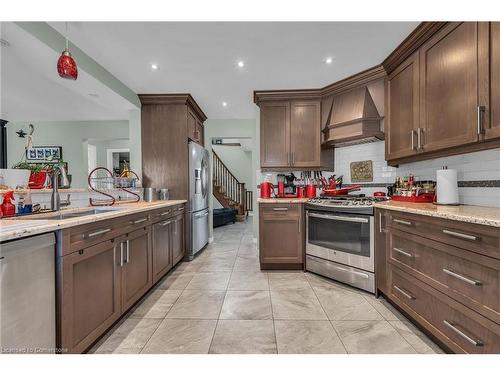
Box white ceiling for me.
[49,22,418,119]
[0,22,136,122]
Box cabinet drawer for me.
[389,228,500,324]
[151,204,185,223]
[64,212,151,255]
[387,211,500,259]
[260,204,301,216]
[389,265,500,353]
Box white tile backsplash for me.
[257,140,500,207]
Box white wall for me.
[7,120,130,188]
[204,119,257,239]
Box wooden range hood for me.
[322,86,384,147]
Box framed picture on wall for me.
[26,146,62,161]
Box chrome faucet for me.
[51,165,71,211]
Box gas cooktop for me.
[306,195,388,215]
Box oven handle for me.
[307,212,369,223]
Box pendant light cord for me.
[65,22,69,51]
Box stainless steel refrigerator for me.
[187,141,209,260]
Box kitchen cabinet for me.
[196,119,205,146]
[386,51,420,160]
[120,227,152,312]
[58,204,185,353]
[172,213,185,265]
[374,208,388,295]
[258,99,325,169]
[419,22,479,152]
[385,22,500,164]
[187,108,205,145]
[260,101,290,168]
[152,219,173,284]
[59,239,121,354]
[486,22,500,140]
[259,203,304,269]
[290,101,321,167]
[377,208,500,353]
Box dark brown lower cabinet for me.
[259,203,304,270]
[59,239,121,354]
[120,227,152,312]
[172,213,185,265]
[376,208,500,353]
[152,219,173,284]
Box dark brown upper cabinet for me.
[485,22,500,140]
[384,22,500,165]
[259,99,322,169]
[259,101,291,168]
[419,22,479,153]
[386,51,420,160]
[290,101,321,167]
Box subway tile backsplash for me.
[257,141,500,208]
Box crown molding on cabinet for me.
[253,65,386,104]
[138,93,207,121]
[382,22,448,74]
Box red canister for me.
[296,186,305,198]
[277,181,285,197]
[305,184,317,198]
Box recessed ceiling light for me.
[222,101,228,107]
[151,64,159,70]
[325,57,333,64]
[237,61,245,68]
[0,38,10,47]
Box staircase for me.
[212,150,253,222]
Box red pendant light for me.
[57,22,78,80]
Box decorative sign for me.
[26,146,62,162]
[350,160,373,182]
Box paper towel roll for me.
[436,168,459,205]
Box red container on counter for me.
[29,170,48,189]
[306,184,317,198]
[260,182,274,198]
[277,181,285,198]
[296,186,305,198]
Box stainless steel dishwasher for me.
[0,233,56,354]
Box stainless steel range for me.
[305,195,387,293]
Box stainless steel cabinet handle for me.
[177,207,185,211]
[292,152,295,165]
[160,211,171,216]
[160,220,171,226]
[477,105,486,135]
[417,128,423,150]
[379,212,383,233]
[119,242,124,267]
[308,212,369,223]
[443,320,483,347]
[87,228,111,238]
[442,268,482,286]
[393,285,415,300]
[125,240,130,264]
[411,130,416,150]
[272,207,289,211]
[393,247,413,258]
[442,229,477,241]
[132,218,147,225]
[393,218,412,226]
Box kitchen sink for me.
[17,208,122,220]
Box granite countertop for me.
[0,200,187,242]
[258,198,309,204]
[374,200,500,227]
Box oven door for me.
[306,210,374,272]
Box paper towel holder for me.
[433,166,461,206]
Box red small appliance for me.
[260,182,274,198]
[277,181,285,198]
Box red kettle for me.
[260,182,274,198]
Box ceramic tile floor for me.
[89,218,443,354]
